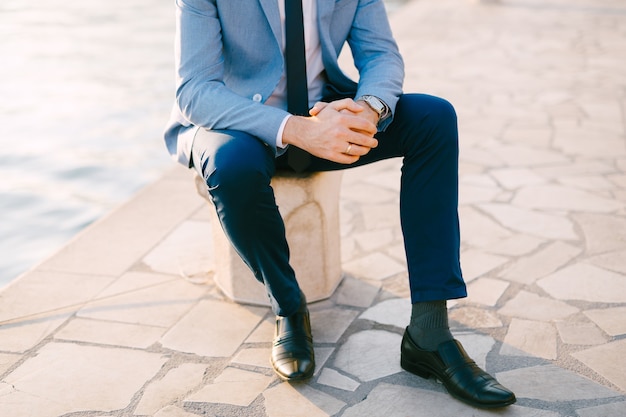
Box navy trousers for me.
[192,94,467,316]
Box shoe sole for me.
[400,357,516,409]
[272,367,314,382]
[274,371,314,382]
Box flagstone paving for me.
[1,0,626,416]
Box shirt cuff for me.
[276,114,291,149]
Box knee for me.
[410,95,457,133]
[397,94,459,157]
[192,131,275,187]
[210,153,267,193]
[429,96,457,127]
[421,96,458,149]
[208,144,273,203]
[435,99,458,152]
[193,130,274,201]
[398,94,458,133]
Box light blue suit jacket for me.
[164,0,405,167]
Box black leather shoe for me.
[401,328,516,409]
[270,295,315,381]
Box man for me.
[164,0,516,409]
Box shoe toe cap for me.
[455,380,516,408]
[273,358,314,380]
[483,384,516,406]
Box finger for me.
[344,131,379,149]
[343,143,372,157]
[334,153,361,165]
[315,144,360,165]
[309,101,329,116]
[338,108,364,117]
[341,114,378,137]
[328,98,363,113]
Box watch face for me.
[359,96,387,120]
[368,97,384,114]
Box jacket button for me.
[252,93,262,102]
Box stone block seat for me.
[194,169,344,307]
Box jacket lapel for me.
[316,0,335,32]
[259,0,282,47]
[316,0,343,79]
[259,0,336,46]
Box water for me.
[0,0,175,287]
[0,0,408,288]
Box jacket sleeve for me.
[173,0,288,153]
[349,0,405,130]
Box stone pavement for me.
[1,0,626,415]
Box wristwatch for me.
[358,95,389,123]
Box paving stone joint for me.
[1,0,626,416]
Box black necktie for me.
[285,0,310,172]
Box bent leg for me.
[192,129,301,316]
[387,94,466,303]
[301,94,466,303]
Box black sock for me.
[407,300,453,351]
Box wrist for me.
[356,100,381,125]
[356,95,389,125]
[282,115,309,147]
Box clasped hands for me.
[282,98,379,164]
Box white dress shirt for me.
[270,0,326,148]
